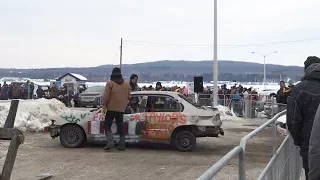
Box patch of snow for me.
[0,99,68,132]
[216,105,240,120]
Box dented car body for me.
[46,91,223,151]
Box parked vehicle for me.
[78,85,104,107]
[46,91,224,152]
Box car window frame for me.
[144,94,184,112]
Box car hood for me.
[80,92,102,96]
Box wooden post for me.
[4,100,19,128]
[0,100,24,180]
[0,130,24,180]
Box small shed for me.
[55,73,88,93]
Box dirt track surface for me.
[0,118,287,180]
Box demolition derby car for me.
[46,91,224,152]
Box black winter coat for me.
[287,63,320,162]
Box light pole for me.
[251,51,277,89]
[213,0,218,107]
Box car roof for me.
[131,91,179,96]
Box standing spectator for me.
[101,67,131,151]
[309,104,320,180]
[0,83,2,100]
[73,87,84,107]
[8,84,13,99]
[50,83,58,99]
[1,82,8,100]
[30,82,35,99]
[23,81,30,99]
[36,86,44,98]
[129,74,140,91]
[287,56,320,180]
[275,81,291,112]
[155,82,162,91]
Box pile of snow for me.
[216,105,238,119]
[0,99,68,132]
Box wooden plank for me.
[4,100,19,128]
[0,135,23,180]
[0,128,24,143]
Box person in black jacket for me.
[287,56,320,180]
[309,104,320,180]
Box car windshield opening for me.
[178,94,202,108]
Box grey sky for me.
[0,0,319,68]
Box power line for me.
[124,37,320,48]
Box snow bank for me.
[0,99,68,132]
[216,105,240,120]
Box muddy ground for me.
[0,118,294,180]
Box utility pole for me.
[251,51,278,90]
[213,0,218,107]
[120,38,123,71]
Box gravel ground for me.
[0,117,303,180]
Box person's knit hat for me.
[156,82,161,86]
[304,56,320,70]
[112,67,121,74]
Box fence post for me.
[239,148,246,180]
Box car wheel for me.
[174,131,196,152]
[60,124,86,148]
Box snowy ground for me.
[0,100,303,179]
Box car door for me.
[128,95,148,137]
[142,95,185,141]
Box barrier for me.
[197,110,303,180]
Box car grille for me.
[81,96,96,102]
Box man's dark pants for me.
[104,111,124,137]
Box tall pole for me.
[251,51,277,90]
[120,38,123,71]
[213,0,218,107]
[263,56,266,90]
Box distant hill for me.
[0,60,303,82]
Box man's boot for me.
[117,137,125,151]
[103,131,114,151]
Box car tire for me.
[173,130,196,152]
[60,124,86,148]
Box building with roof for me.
[56,73,88,82]
[55,73,88,93]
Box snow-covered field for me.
[0,99,67,132]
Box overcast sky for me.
[0,0,319,68]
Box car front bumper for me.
[79,99,100,107]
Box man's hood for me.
[110,73,124,84]
[302,63,320,81]
[111,78,124,84]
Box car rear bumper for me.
[196,126,224,137]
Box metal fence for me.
[197,110,303,180]
[193,93,286,119]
